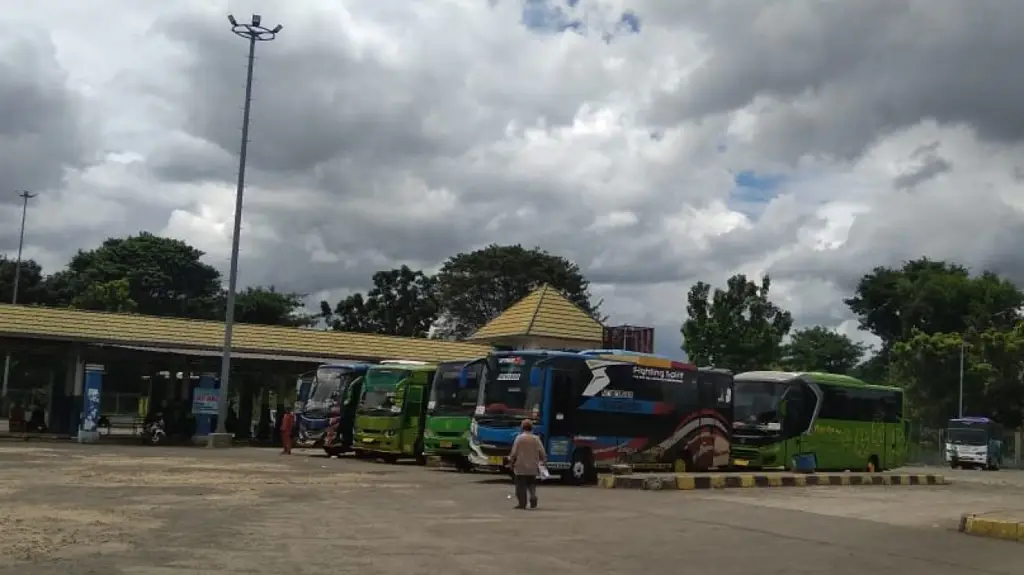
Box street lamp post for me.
[214,15,282,438]
[1,191,37,412]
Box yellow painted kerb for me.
[0,303,490,363]
[960,514,1024,543]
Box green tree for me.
[433,244,601,340]
[845,258,1022,357]
[681,274,793,371]
[890,325,1024,428]
[70,278,138,313]
[231,286,314,327]
[324,266,438,337]
[52,233,223,318]
[0,257,51,305]
[781,326,866,374]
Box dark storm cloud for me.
[767,187,1024,292]
[0,31,88,205]
[649,0,1024,162]
[893,155,952,190]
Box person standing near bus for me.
[280,407,295,455]
[508,419,547,509]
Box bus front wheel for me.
[567,450,596,485]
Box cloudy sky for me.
[2,0,1024,358]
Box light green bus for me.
[730,371,907,472]
[353,361,436,464]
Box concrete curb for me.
[959,514,1024,543]
[598,473,947,490]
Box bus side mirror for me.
[529,367,543,388]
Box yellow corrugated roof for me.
[0,303,489,363]
[468,284,604,343]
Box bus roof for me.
[735,370,901,391]
[698,367,733,375]
[319,362,373,370]
[494,349,695,370]
[949,416,994,424]
[369,361,436,372]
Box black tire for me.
[567,449,596,485]
[353,449,369,459]
[867,455,880,473]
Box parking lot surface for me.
[1,445,1023,574]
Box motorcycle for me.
[141,414,166,445]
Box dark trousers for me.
[514,474,538,508]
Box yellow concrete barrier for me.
[959,514,1024,543]
[600,472,947,490]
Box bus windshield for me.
[359,368,407,414]
[429,362,478,416]
[732,380,789,432]
[303,367,358,416]
[480,355,543,419]
[947,428,988,446]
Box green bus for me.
[353,361,437,464]
[422,359,482,471]
[730,371,907,472]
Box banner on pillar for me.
[81,365,104,433]
[192,388,220,415]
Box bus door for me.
[781,383,816,467]
[538,361,576,468]
[696,375,718,468]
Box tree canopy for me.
[0,257,50,305]
[845,258,1022,356]
[52,233,223,319]
[681,274,793,372]
[322,266,438,337]
[232,286,314,327]
[890,326,1024,428]
[433,244,601,340]
[781,326,866,375]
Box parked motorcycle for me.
[141,414,166,445]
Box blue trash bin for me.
[792,453,816,473]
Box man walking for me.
[280,406,295,455]
[508,419,546,509]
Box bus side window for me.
[698,375,716,407]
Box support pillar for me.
[1015,431,1022,468]
[237,377,254,441]
[78,363,103,443]
[66,346,84,436]
[46,367,58,432]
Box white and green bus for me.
[730,371,907,471]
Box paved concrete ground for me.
[1,445,1024,574]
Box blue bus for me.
[465,350,733,484]
[297,363,372,448]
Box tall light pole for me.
[215,14,282,437]
[1,191,37,411]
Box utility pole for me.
[1,191,37,413]
[215,15,282,438]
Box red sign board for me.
[602,325,654,354]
